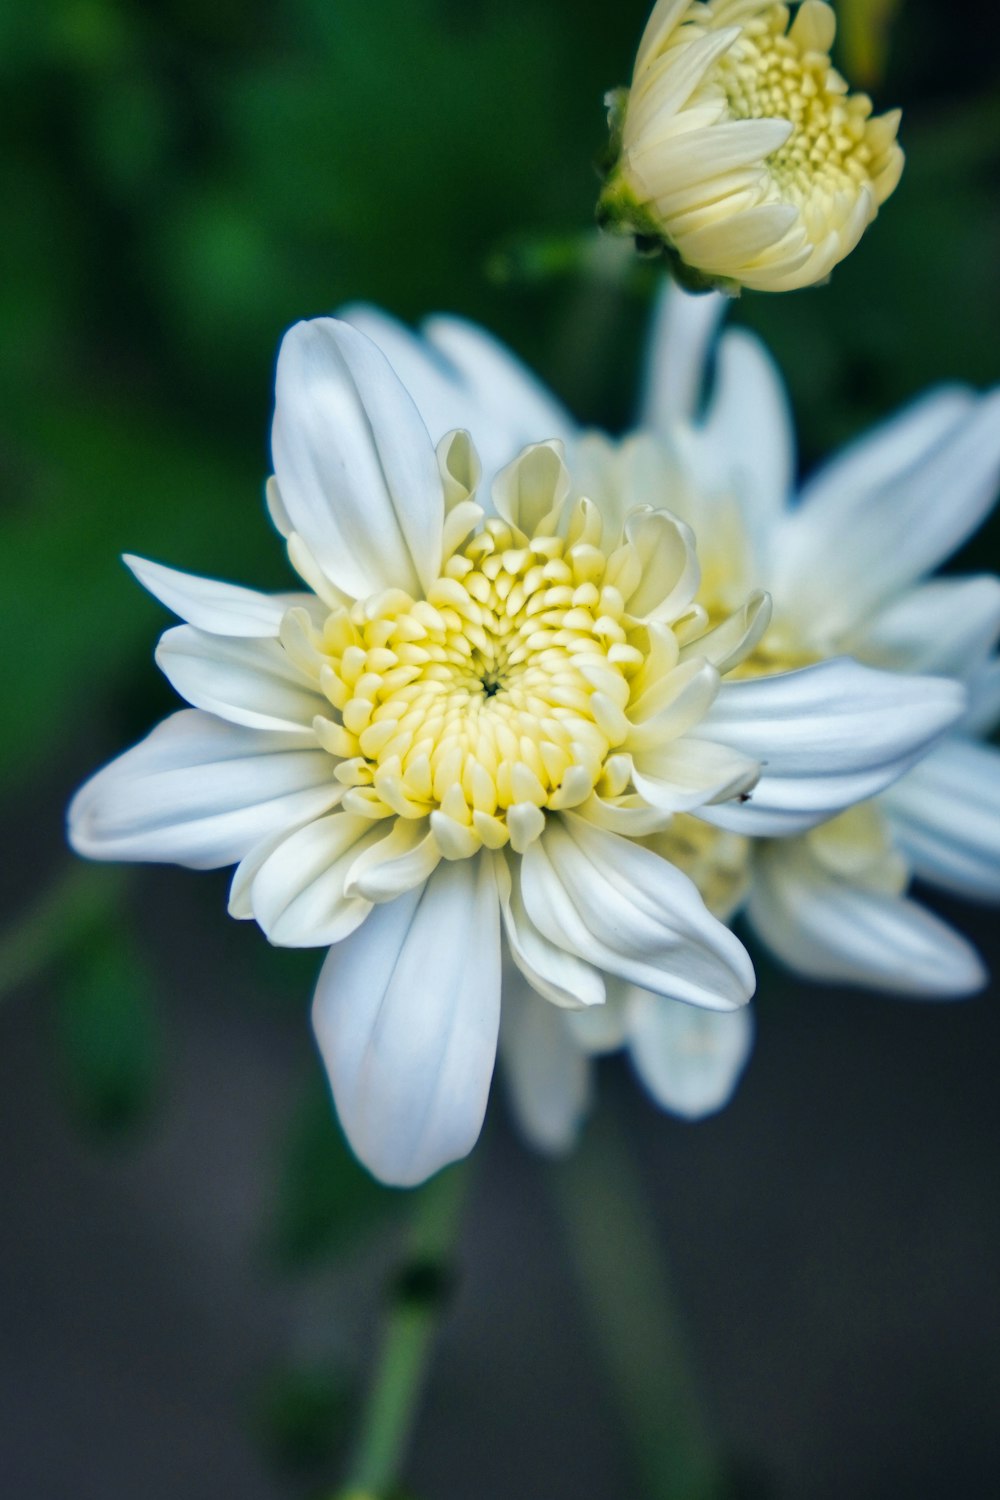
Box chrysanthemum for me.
[336,299,999,1151]
[641,283,1000,994]
[70,317,963,1182]
[598,0,904,292]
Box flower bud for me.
[598,0,903,293]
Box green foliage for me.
[254,1359,354,1473]
[53,923,161,1131]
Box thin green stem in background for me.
[335,1159,470,1500]
[0,861,125,1005]
[551,1107,725,1500]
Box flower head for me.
[69,313,962,1184]
[598,0,903,292]
[643,282,1000,998]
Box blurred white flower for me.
[598,0,903,292]
[68,315,963,1182]
[642,282,1000,998]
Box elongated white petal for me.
[155,625,326,733]
[852,576,1000,678]
[881,740,1000,902]
[747,842,986,997]
[626,989,754,1119]
[272,318,445,600]
[499,974,591,1155]
[424,317,575,464]
[966,660,1000,737]
[641,281,727,429]
[699,660,966,835]
[248,813,384,947]
[631,736,759,812]
[124,555,313,638]
[773,387,1000,637]
[312,855,501,1186]
[499,858,606,1009]
[688,328,795,539]
[67,710,338,868]
[520,814,755,1010]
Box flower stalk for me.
[552,1106,724,1500]
[335,1161,470,1499]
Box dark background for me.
[1,2,998,1496]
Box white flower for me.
[69,316,963,1183]
[598,0,904,292]
[642,282,1000,999]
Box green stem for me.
[336,1161,470,1499]
[0,861,124,1004]
[551,1108,725,1500]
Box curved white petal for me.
[312,855,502,1187]
[155,625,326,733]
[851,576,1000,679]
[773,387,1000,638]
[499,973,591,1156]
[626,990,754,1120]
[272,318,445,600]
[248,812,385,947]
[631,736,759,812]
[700,660,966,835]
[67,710,339,868]
[640,280,726,430]
[520,814,755,1010]
[683,327,796,544]
[747,842,986,998]
[343,819,442,903]
[499,858,606,1009]
[881,739,1000,902]
[124,555,314,638]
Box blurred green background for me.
[1,2,999,1497]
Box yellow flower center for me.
[304,511,656,855]
[716,4,887,203]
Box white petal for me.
[881,739,1000,902]
[689,327,795,541]
[272,318,445,600]
[851,576,1000,678]
[640,280,726,430]
[630,119,793,200]
[312,855,501,1186]
[773,387,1000,638]
[248,812,384,946]
[747,841,986,998]
[966,659,1000,737]
[67,710,338,868]
[634,0,698,76]
[700,659,966,835]
[623,509,700,621]
[424,316,574,468]
[520,814,755,1010]
[124,555,314,637]
[499,973,591,1156]
[344,819,442,903]
[631,735,759,812]
[155,625,326,733]
[678,590,771,675]
[498,858,606,1009]
[626,990,754,1119]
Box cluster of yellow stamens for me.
[282,491,681,859]
[716,3,901,206]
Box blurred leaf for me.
[267,1069,404,1268]
[54,924,161,1132]
[254,1359,354,1473]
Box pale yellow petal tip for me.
[600,0,904,292]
